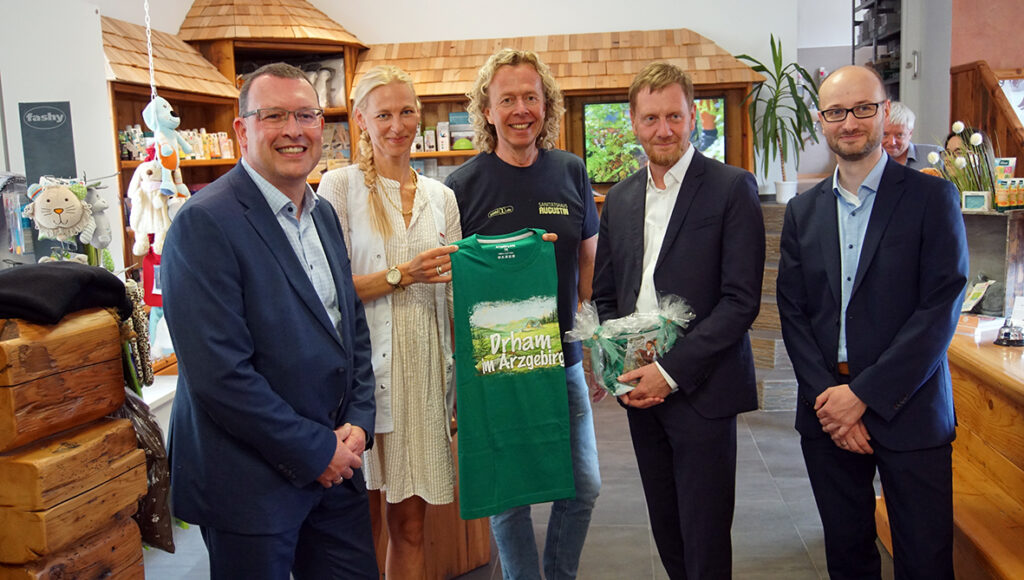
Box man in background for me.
[445,48,601,580]
[777,65,968,579]
[592,62,765,579]
[162,62,377,579]
[883,101,943,170]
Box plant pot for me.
[775,181,799,204]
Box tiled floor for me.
[143,400,892,578]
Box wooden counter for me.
[948,334,1024,406]
[945,335,1024,580]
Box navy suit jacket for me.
[593,152,765,418]
[162,164,375,534]
[776,159,968,451]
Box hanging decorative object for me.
[127,0,191,259]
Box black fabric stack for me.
[0,261,131,324]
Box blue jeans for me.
[490,362,601,580]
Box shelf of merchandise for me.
[852,0,902,98]
[411,150,478,159]
[119,158,238,169]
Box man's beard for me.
[828,129,882,162]
[646,141,687,167]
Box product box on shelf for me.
[437,121,450,151]
[451,126,475,150]
[322,122,351,160]
[424,127,437,152]
[218,132,234,159]
[449,111,470,125]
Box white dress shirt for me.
[635,145,696,390]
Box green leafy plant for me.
[737,35,820,182]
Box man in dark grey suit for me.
[592,62,765,579]
[777,65,967,580]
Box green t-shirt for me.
[451,228,575,519]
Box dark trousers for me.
[200,482,378,580]
[801,435,954,580]
[627,393,738,580]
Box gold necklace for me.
[379,168,418,217]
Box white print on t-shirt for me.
[469,296,565,376]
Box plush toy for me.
[127,159,189,256]
[23,182,95,243]
[141,96,192,198]
[84,184,113,249]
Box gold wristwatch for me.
[385,266,404,292]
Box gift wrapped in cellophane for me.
[566,295,695,396]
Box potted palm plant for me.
[738,35,820,203]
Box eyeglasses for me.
[241,107,324,128]
[820,102,884,123]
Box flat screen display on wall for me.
[583,97,726,184]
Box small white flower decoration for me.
[952,121,965,134]
[954,157,968,169]
[970,133,983,146]
[928,151,941,165]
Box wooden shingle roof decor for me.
[178,0,365,48]
[101,16,239,98]
[355,29,765,98]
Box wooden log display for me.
[0,418,142,511]
[0,518,144,580]
[0,309,125,452]
[0,462,147,564]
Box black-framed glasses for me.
[241,107,324,128]
[820,102,884,123]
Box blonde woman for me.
[318,65,460,580]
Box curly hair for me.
[466,49,565,153]
[352,65,420,239]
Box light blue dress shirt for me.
[832,152,888,363]
[241,159,343,339]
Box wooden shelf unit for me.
[411,149,479,159]
[110,82,240,270]
[190,38,363,168]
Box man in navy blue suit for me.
[593,62,765,579]
[777,65,968,580]
[162,63,377,579]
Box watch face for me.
[386,267,401,285]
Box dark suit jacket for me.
[162,164,376,534]
[593,151,765,418]
[776,159,968,451]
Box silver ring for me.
[436,265,444,276]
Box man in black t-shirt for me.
[445,48,600,580]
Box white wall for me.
[798,0,853,48]
[318,0,798,73]
[1,0,124,269]
[86,0,191,34]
